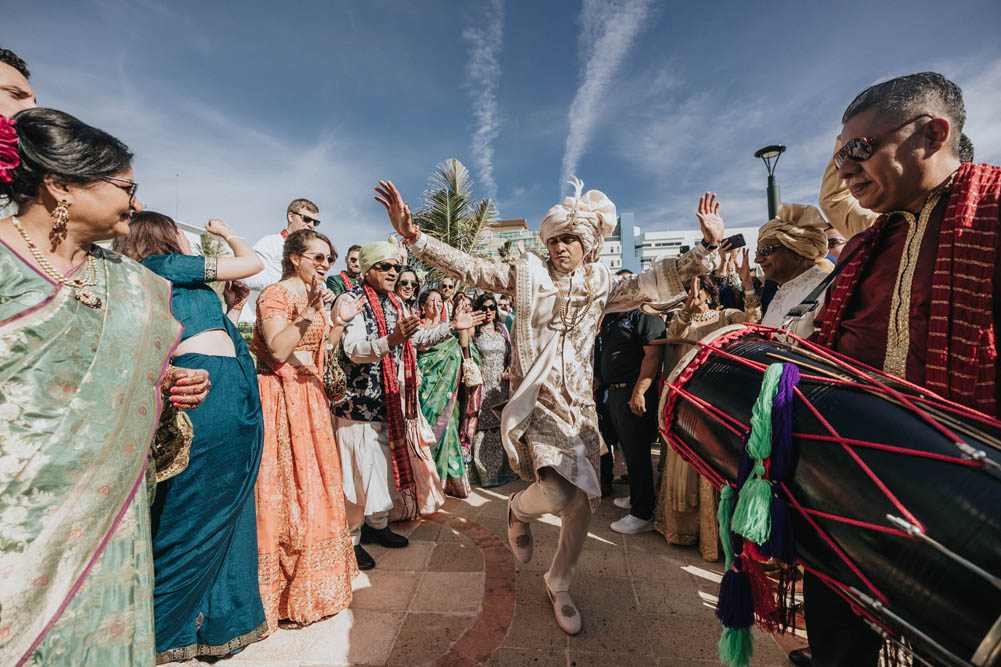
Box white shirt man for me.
[243,198,321,291]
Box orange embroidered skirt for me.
[255,366,357,633]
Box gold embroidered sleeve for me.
[606,246,715,312]
[409,233,516,295]
[203,256,218,282]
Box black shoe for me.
[360,523,409,548]
[354,545,375,570]
[788,648,812,666]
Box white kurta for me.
[760,263,830,339]
[243,232,285,291]
[410,233,714,508]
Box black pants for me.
[803,571,882,667]
[606,385,658,520]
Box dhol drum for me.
[660,323,1001,667]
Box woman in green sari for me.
[416,289,481,498]
[0,109,208,666]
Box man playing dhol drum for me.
[375,179,724,634]
[806,71,1001,667]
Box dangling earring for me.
[49,200,71,251]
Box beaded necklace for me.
[11,217,103,309]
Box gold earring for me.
[49,201,71,251]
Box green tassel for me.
[746,363,784,460]
[731,474,773,544]
[718,485,736,570]
[718,626,754,667]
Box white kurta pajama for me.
[760,263,829,339]
[409,232,714,590]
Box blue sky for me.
[7,0,1001,264]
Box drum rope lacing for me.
[660,323,1001,611]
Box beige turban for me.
[758,203,829,261]
[539,177,617,262]
[360,241,403,275]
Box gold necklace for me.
[10,217,103,309]
[690,309,719,323]
[550,266,594,333]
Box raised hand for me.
[333,294,366,326]
[162,367,211,410]
[205,218,232,238]
[374,180,418,240]
[321,288,336,305]
[223,280,250,309]
[736,248,753,289]
[452,303,486,331]
[696,192,724,246]
[387,316,421,347]
[684,279,700,312]
[305,275,324,316]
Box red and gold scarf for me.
[362,282,416,492]
[816,163,1001,414]
[340,271,354,290]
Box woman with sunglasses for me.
[655,242,760,562]
[415,288,482,497]
[0,108,209,666]
[395,266,422,312]
[113,211,270,662]
[251,229,363,633]
[471,293,518,487]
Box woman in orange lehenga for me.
[252,229,362,632]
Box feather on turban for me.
[539,177,617,262]
[758,203,829,261]
[360,241,403,275]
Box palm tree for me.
[410,158,497,287]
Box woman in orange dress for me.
[251,229,363,632]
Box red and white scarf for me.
[362,282,417,491]
[816,163,1001,414]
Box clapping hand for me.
[387,316,421,347]
[375,180,418,240]
[304,275,324,317]
[452,302,486,331]
[735,248,753,289]
[683,279,705,313]
[696,192,724,247]
[333,294,366,326]
[163,367,211,409]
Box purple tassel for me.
[716,559,754,628]
[760,495,797,563]
[769,364,800,481]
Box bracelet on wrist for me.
[224,233,242,243]
[700,239,719,250]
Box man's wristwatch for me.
[700,239,719,250]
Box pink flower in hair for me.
[0,116,20,184]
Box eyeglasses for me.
[373,262,402,273]
[295,211,321,226]
[827,237,847,249]
[301,253,334,264]
[440,284,454,290]
[834,114,934,170]
[477,304,497,311]
[755,243,783,258]
[398,279,418,287]
[101,176,138,205]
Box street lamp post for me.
[753,144,786,220]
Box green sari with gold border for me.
[0,241,180,666]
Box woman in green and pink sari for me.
[0,109,208,666]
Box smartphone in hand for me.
[722,233,746,250]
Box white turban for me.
[758,203,829,261]
[539,177,617,262]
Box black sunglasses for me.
[295,211,321,226]
[373,262,402,273]
[828,237,847,249]
[755,243,783,258]
[834,113,934,170]
[398,279,418,287]
[301,252,334,264]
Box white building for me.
[474,218,542,260]
[635,226,761,269]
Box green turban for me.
[359,241,403,275]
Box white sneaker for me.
[613,495,631,510]
[610,514,654,535]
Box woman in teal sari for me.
[0,109,208,666]
[416,289,481,498]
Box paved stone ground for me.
[204,475,799,667]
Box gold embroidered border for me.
[155,620,268,664]
[883,190,945,377]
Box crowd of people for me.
[1,41,998,667]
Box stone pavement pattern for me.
[214,480,791,666]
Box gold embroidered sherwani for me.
[408,233,714,508]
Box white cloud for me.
[31,61,389,255]
[560,0,653,193]
[463,0,505,201]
